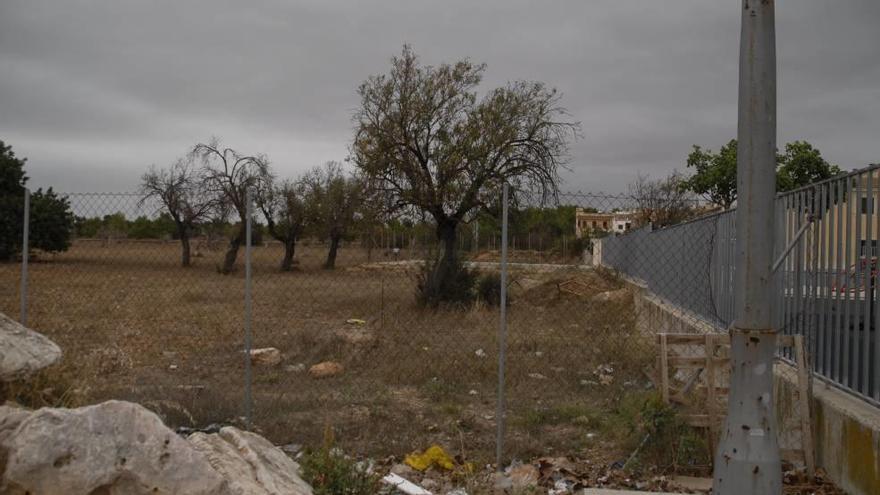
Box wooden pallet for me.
[656,333,815,474]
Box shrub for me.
[300,428,382,495]
[476,272,512,307]
[611,392,710,473]
[416,256,477,308]
[570,235,592,256]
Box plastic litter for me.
[404,445,455,471]
[381,473,432,495]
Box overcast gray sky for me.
[1,0,878,194]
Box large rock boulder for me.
[0,400,230,495]
[188,427,312,495]
[0,313,61,381]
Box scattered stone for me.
[468,389,478,396]
[188,426,313,495]
[508,463,540,489]
[249,347,282,366]
[285,363,307,373]
[345,318,366,325]
[594,364,614,385]
[1,400,229,495]
[474,348,487,358]
[0,311,62,381]
[492,472,513,491]
[308,361,344,378]
[390,462,416,477]
[527,372,547,380]
[169,364,179,370]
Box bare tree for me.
[140,158,214,267]
[192,138,270,274]
[628,172,696,229]
[302,162,363,269]
[352,46,579,296]
[256,177,307,272]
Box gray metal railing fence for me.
[598,164,880,406]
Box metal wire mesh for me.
[5,181,871,467]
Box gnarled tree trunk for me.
[180,235,192,267]
[280,239,296,271]
[220,224,246,274]
[174,221,192,267]
[324,235,341,269]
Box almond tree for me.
[256,177,307,272]
[302,161,363,270]
[352,46,579,301]
[192,138,270,274]
[140,158,215,267]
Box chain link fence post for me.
[495,182,509,470]
[20,188,30,325]
[244,187,254,430]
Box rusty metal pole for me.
[713,1,781,493]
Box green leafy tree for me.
[682,139,738,209]
[0,140,73,260]
[353,46,579,301]
[29,188,74,253]
[0,140,28,260]
[776,140,841,192]
[683,139,841,207]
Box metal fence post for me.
[244,187,254,430]
[20,188,30,325]
[713,1,782,493]
[495,182,509,470]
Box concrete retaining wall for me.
[607,267,880,495]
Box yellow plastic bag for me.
[404,445,455,471]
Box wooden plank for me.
[794,335,816,474]
[695,385,730,395]
[657,333,794,348]
[660,334,670,403]
[682,414,712,427]
[668,356,729,367]
[705,334,718,456]
[657,334,711,344]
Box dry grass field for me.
[0,240,657,466]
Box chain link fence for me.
[3,182,860,470]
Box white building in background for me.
[574,208,636,238]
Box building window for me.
[603,221,608,229]
[861,197,874,214]
[625,222,631,230]
[860,239,877,258]
[592,221,597,228]
[618,224,624,230]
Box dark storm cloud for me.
[1,0,877,193]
